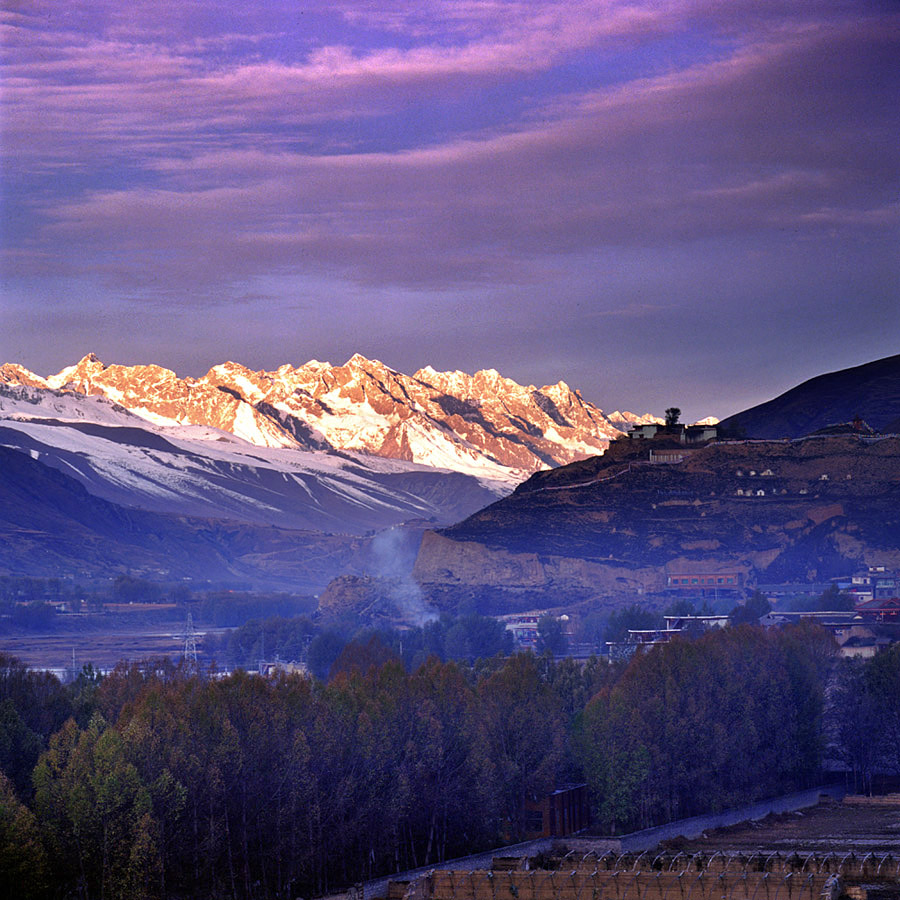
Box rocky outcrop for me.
[413,434,900,610]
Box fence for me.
[407,852,900,900]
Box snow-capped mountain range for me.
[2,353,662,481]
[0,381,508,536]
[0,354,683,585]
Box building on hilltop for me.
[629,422,718,443]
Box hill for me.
[412,433,900,611]
[0,444,380,590]
[719,353,900,439]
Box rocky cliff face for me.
[3,353,658,480]
[412,434,900,611]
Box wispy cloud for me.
[7,9,891,293]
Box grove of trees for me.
[0,624,897,900]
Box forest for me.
[1,625,899,900]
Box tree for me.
[729,590,771,625]
[604,605,664,643]
[443,614,512,663]
[0,772,48,900]
[401,659,496,865]
[0,653,73,791]
[0,699,43,798]
[477,654,565,839]
[832,658,881,793]
[855,644,900,777]
[33,714,161,900]
[578,626,832,833]
[306,629,347,680]
[665,407,681,427]
[329,634,397,678]
[816,583,855,611]
[536,615,568,656]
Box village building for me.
[665,570,744,592]
[523,783,590,840]
[629,422,718,443]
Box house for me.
[500,611,545,648]
[760,610,858,627]
[608,617,730,659]
[258,660,309,677]
[849,568,900,601]
[760,608,899,655]
[664,614,730,632]
[854,597,900,623]
[830,624,890,659]
[629,423,661,439]
[685,424,719,443]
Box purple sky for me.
[2,1,898,422]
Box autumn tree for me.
[0,771,48,900]
[32,714,161,900]
[478,653,566,839]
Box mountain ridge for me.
[719,353,900,439]
[3,353,664,480]
[0,382,505,536]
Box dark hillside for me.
[0,446,362,588]
[719,353,900,439]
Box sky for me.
[1,1,898,423]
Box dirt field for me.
[668,794,900,854]
[0,626,219,672]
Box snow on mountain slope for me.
[5,353,664,480]
[606,410,665,428]
[0,383,509,534]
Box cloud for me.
[1,1,675,171]
[7,8,888,296]
[1,0,896,306]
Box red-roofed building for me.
[854,597,900,623]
